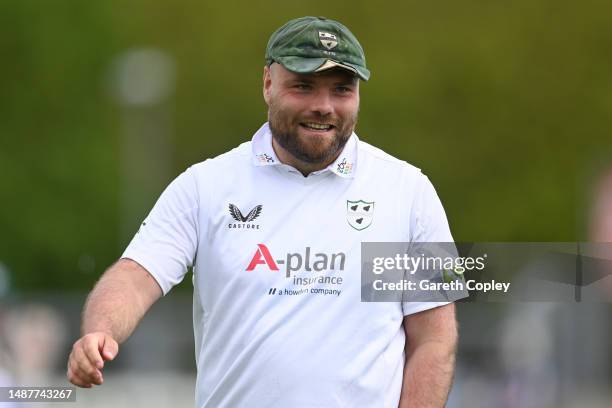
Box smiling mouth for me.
[300,122,335,132]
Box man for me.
[67,16,458,407]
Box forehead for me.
[271,63,358,84]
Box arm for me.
[67,258,162,388]
[398,303,458,408]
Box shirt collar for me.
[251,122,358,178]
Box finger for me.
[68,374,93,388]
[67,371,93,388]
[83,335,104,369]
[100,334,119,361]
[68,359,96,387]
[72,360,102,386]
[67,353,83,386]
[74,346,103,384]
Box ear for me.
[263,65,272,106]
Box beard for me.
[268,99,358,165]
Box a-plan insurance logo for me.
[347,200,374,230]
[246,244,346,298]
[246,244,345,277]
[228,203,262,230]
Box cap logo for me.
[319,32,338,50]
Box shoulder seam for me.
[358,140,422,172]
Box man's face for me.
[263,63,360,165]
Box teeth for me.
[303,122,332,130]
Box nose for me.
[309,89,333,117]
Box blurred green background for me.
[1,0,612,292]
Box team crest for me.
[347,200,374,231]
[319,32,338,50]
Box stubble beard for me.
[268,99,357,165]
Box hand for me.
[67,332,118,388]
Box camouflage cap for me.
[265,16,370,81]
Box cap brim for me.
[275,56,370,81]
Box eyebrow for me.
[334,78,358,86]
[288,77,315,83]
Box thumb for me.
[100,334,119,361]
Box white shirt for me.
[122,122,453,407]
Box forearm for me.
[81,260,155,343]
[399,340,456,408]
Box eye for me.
[335,86,352,94]
[294,83,312,90]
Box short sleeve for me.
[403,173,454,316]
[409,174,454,243]
[121,166,200,295]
